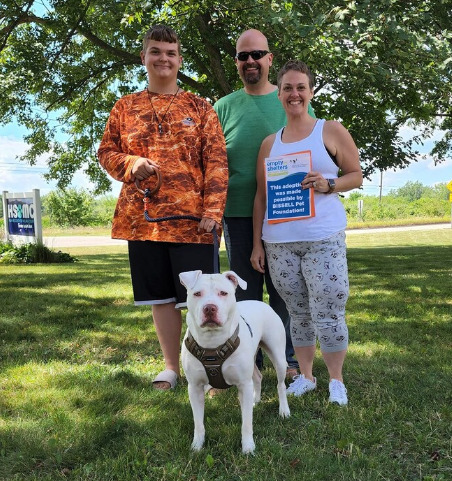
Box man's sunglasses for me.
[235,50,269,61]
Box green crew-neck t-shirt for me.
[214,88,315,217]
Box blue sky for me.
[1,121,451,199]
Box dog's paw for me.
[279,406,291,418]
[241,439,255,455]
[191,437,205,452]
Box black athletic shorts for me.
[128,240,216,309]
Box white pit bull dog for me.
[180,270,290,454]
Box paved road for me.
[346,223,451,235]
[44,236,127,248]
[43,223,450,247]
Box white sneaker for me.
[286,374,317,396]
[329,379,348,405]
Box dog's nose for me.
[203,304,218,315]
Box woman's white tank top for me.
[262,119,347,242]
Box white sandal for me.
[152,369,178,390]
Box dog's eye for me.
[219,291,228,297]
[193,291,202,297]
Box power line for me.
[0,162,48,172]
[0,167,48,172]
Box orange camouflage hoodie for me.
[98,89,228,244]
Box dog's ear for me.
[223,271,247,291]
[179,270,203,290]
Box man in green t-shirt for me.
[214,29,315,376]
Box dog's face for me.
[180,270,247,330]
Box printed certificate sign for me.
[265,151,315,224]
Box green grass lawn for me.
[0,229,451,481]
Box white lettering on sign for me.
[7,202,35,219]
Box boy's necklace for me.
[147,87,180,134]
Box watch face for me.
[328,179,336,193]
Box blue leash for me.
[139,182,220,274]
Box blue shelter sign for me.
[2,189,42,244]
[7,197,36,236]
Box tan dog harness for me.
[185,325,240,389]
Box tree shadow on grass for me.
[0,250,230,369]
[0,254,150,367]
[0,362,196,477]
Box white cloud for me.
[0,134,122,197]
[0,135,51,167]
[0,135,28,160]
[0,135,56,195]
[399,121,446,143]
[427,157,452,170]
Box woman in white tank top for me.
[251,60,362,405]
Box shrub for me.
[409,198,449,217]
[91,195,116,226]
[0,241,76,264]
[44,188,95,227]
[341,194,449,222]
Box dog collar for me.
[185,325,240,389]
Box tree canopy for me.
[388,180,449,201]
[1,0,451,193]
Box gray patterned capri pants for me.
[264,231,349,353]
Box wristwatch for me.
[326,178,336,194]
